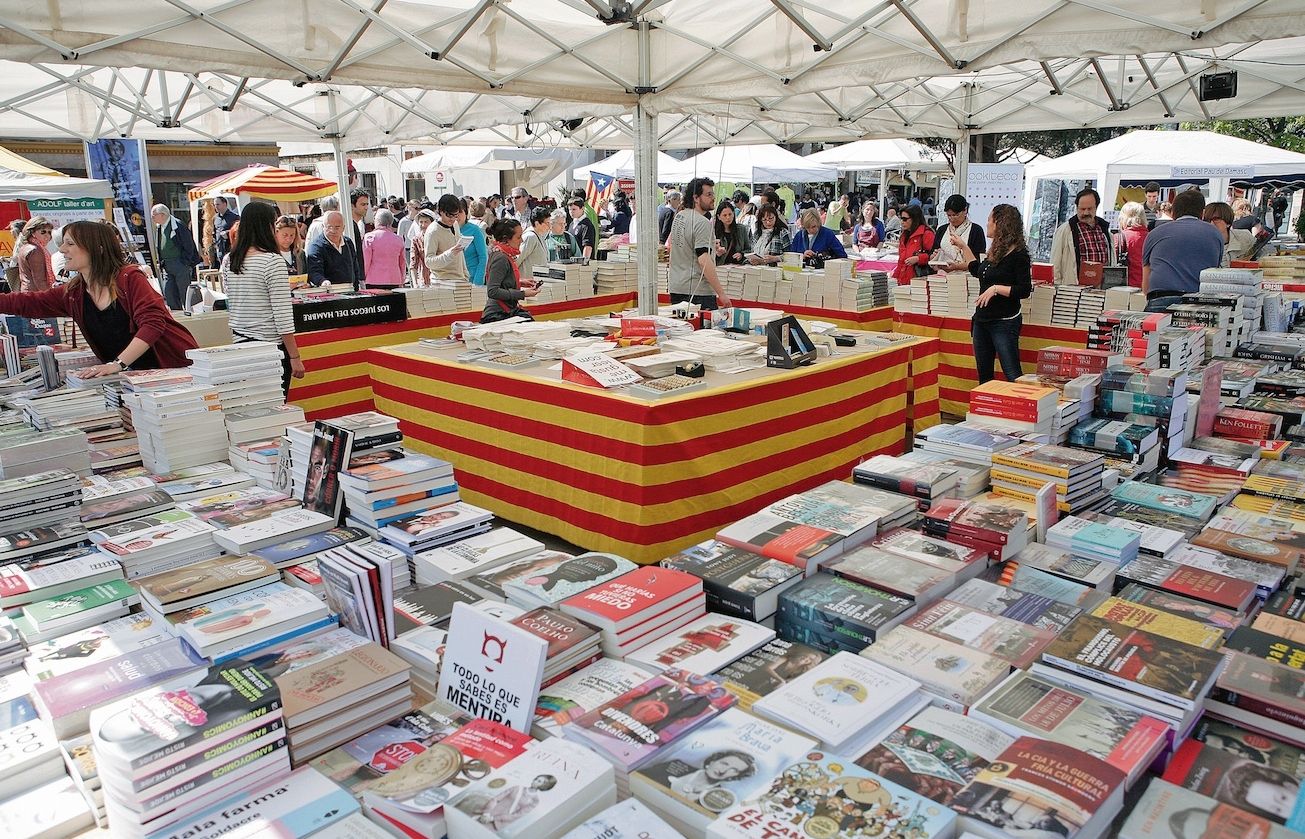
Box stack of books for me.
[90,660,291,838]
[16,577,138,644]
[1215,405,1284,440]
[560,564,705,657]
[1200,265,1263,297]
[922,496,1029,560]
[895,449,991,496]
[17,388,122,440]
[211,507,336,555]
[379,501,493,557]
[659,539,804,624]
[1089,310,1171,368]
[127,384,227,473]
[624,612,774,675]
[342,450,459,537]
[96,514,221,580]
[0,468,83,538]
[990,442,1107,514]
[167,581,333,662]
[967,380,1060,439]
[0,546,120,621]
[509,607,603,685]
[1093,366,1190,460]
[1154,325,1207,371]
[776,572,915,653]
[184,342,286,411]
[0,426,90,478]
[1046,515,1141,566]
[914,421,1022,465]
[178,485,299,529]
[1036,345,1122,378]
[861,624,1009,711]
[412,527,544,585]
[852,453,959,509]
[904,598,1056,669]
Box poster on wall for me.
[26,198,106,230]
[965,164,1024,239]
[1028,178,1089,264]
[84,138,152,252]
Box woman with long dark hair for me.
[714,199,751,266]
[481,218,539,323]
[893,204,935,285]
[222,201,304,397]
[950,204,1032,383]
[749,205,790,266]
[0,220,196,376]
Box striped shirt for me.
[222,251,295,343]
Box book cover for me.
[535,658,649,728]
[951,737,1126,838]
[991,443,1103,478]
[466,550,574,600]
[560,800,681,839]
[778,573,915,650]
[414,528,544,581]
[137,555,278,609]
[1116,555,1257,611]
[1164,739,1305,829]
[1111,480,1217,521]
[1192,717,1305,780]
[711,751,956,839]
[1123,778,1299,839]
[1210,651,1305,730]
[971,670,1170,781]
[924,497,1027,545]
[34,637,207,726]
[1090,597,1226,649]
[251,526,368,567]
[1227,626,1305,670]
[393,582,483,630]
[309,700,465,795]
[504,552,639,606]
[906,600,1055,668]
[855,707,1014,807]
[947,578,1084,634]
[631,707,816,824]
[1042,614,1225,707]
[24,613,172,682]
[214,508,335,553]
[0,552,121,601]
[302,421,354,522]
[870,527,986,570]
[22,578,136,627]
[1192,528,1304,571]
[712,638,829,710]
[861,626,1009,710]
[510,607,601,661]
[824,546,954,601]
[1116,584,1243,633]
[566,669,736,769]
[168,582,328,653]
[625,613,774,675]
[660,541,801,618]
[276,642,410,722]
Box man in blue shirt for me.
[1141,189,1225,313]
[305,211,358,287]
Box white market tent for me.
[659,144,837,186]
[0,144,111,201]
[5,2,1305,311]
[1022,130,1305,220]
[806,139,949,173]
[401,145,577,191]
[572,149,681,181]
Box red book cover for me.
[1210,651,1305,730]
[969,393,1043,412]
[510,607,600,659]
[1164,565,1258,611]
[559,566,702,624]
[1163,739,1305,825]
[968,404,1043,423]
[925,498,1024,545]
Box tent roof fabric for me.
[1025,130,1305,182]
[572,149,683,181]
[186,164,339,202]
[0,4,1303,147]
[805,139,949,172]
[659,144,837,184]
[400,146,577,173]
[0,144,113,200]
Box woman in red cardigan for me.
[0,220,198,376]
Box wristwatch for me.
[114,359,129,371]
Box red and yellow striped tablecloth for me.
[892,312,1089,416]
[288,292,638,419]
[367,339,925,563]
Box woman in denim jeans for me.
[950,204,1032,383]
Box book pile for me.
[843,268,891,310]
[0,426,90,478]
[96,514,221,580]
[1088,310,1171,368]
[862,623,1009,712]
[1,545,118,624]
[659,539,803,625]
[852,453,959,509]
[776,571,914,653]
[594,262,637,295]
[346,451,460,544]
[126,382,227,473]
[510,607,603,685]
[923,496,1029,560]
[895,448,990,496]
[560,565,705,657]
[168,580,333,662]
[224,404,304,486]
[1215,404,1284,439]
[913,421,1020,467]
[1153,325,1207,371]
[624,611,774,675]
[211,507,336,555]
[16,387,123,440]
[715,480,915,574]
[1036,345,1121,378]
[1235,339,1305,368]
[990,442,1107,514]
[1046,515,1140,566]
[0,467,83,541]
[1092,365,1190,462]
[15,576,138,645]
[380,501,492,558]
[1200,265,1263,297]
[90,659,291,837]
[563,667,735,796]
[184,342,286,411]
[413,527,543,585]
[967,380,1060,440]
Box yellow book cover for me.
[1230,493,1305,522]
[971,381,1059,401]
[1242,474,1305,503]
[990,467,1071,492]
[1252,613,1305,644]
[992,485,1073,514]
[1090,597,1225,649]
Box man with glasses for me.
[150,204,202,310]
[503,188,531,224]
[931,194,987,271]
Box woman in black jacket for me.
[481,219,538,323]
[950,204,1032,384]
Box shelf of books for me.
[365,338,924,563]
[287,292,639,420]
[893,311,1090,415]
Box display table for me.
[366,335,934,563]
[655,295,893,332]
[892,311,1088,416]
[288,292,637,419]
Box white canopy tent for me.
[4,2,1305,311]
[400,145,577,192]
[571,149,681,181]
[0,145,112,201]
[806,139,949,173]
[659,144,837,186]
[1022,129,1305,220]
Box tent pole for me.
[955,129,970,200]
[879,167,889,220]
[326,89,353,248]
[634,20,658,316]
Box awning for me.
[0,144,113,201]
[187,164,339,202]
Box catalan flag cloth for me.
[367,337,936,563]
[188,164,340,202]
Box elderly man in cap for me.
[150,204,202,310]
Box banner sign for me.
[27,198,106,229]
[292,293,408,333]
[84,138,152,250]
[1170,165,1254,179]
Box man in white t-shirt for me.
[668,177,732,311]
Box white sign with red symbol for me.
[433,169,447,186]
[437,601,547,733]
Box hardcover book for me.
[504,552,639,607]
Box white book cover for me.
[0,717,60,781]
[0,552,123,600]
[534,657,648,729]
[144,766,358,839]
[631,707,817,825]
[625,613,775,675]
[437,602,547,733]
[446,737,615,838]
[96,518,217,558]
[753,651,922,747]
[413,528,546,582]
[24,613,173,682]
[560,800,682,839]
[0,776,92,838]
[213,508,335,553]
[168,582,328,652]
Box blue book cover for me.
[1110,481,1217,521]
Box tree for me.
[1182,117,1305,153]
